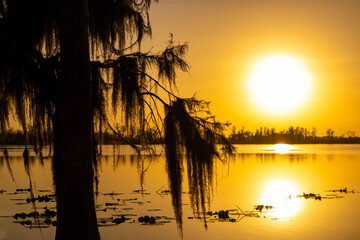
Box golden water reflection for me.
[2,145,360,240]
[270,144,294,154]
[259,179,302,219]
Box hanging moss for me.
[165,98,234,231]
[0,0,233,236]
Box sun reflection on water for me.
[259,179,302,219]
[270,144,294,154]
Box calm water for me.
[1,144,360,240]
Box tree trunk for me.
[53,0,100,239]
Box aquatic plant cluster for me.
[1,187,184,229]
[13,208,57,228]
[294,188,355,201]
[2,185,357,231]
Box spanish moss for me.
[0,1,233,238]
[165,98,234,231]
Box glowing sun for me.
[247,55,313,115]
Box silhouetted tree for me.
[311,127,317,137]
[0,1,233,239]
[326,128,335,141]
[226,126,360,144]
[346,130,356,138]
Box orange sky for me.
[146,0,360,135]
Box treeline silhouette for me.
[2,126,360,146]
[0,128,162,146]
[228,126,360,144]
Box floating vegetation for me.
[96,206,122,212]
[138,216,175,225]
[235,206,260,218]
[132,190,147,193]
[96,213,173,226]
[297,193,322,201]
[156,186,171,195]
[6,192,26,195]
[254,205,274,212]
[102,192,124,196]
[217,210,229,219]
[15,188,31,192]
[122,198,137,201]
[13,212,32,220]
[295,188,357,202]
[42,208,57,218]
[98,215,129,225]
[12,208,56,220]
[113,213,137,217]
[138,215,156,224]
[191,209,239,222]
[2,186,359,230]
[326,188,355,194]
[26,194,55,203]
[38,190,52,193]
[112,215,127,224]
[98,217,117,227]
[6,189,31,195]
[191,206,270,223]
[121,207,134,211]
[132,190,150,195]
[11,207,57,228]
[19,220,32,225]
[105,202,121,206]
[270,217,291,221]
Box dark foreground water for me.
[1,144,360,240]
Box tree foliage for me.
[0,0,233,234]
[228,126,360,144]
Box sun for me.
[247,55,313,115]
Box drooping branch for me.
[164,98,234,232]
[103,116,140,154]
[138,91,169,107]
[138,70,178,99]
[142,99,164,144]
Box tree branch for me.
[102,116,140,154]
[138,91,169,107]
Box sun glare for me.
[270,144,294,154]
[247,55,313,115]
[260,179,302,219]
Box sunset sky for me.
[146,0,360,135]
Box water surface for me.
[0,144,360,240]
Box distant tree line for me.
[1,126,360,146]
[0,127,162,146]
[227,126,360,144]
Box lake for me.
[1,144,360,240]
